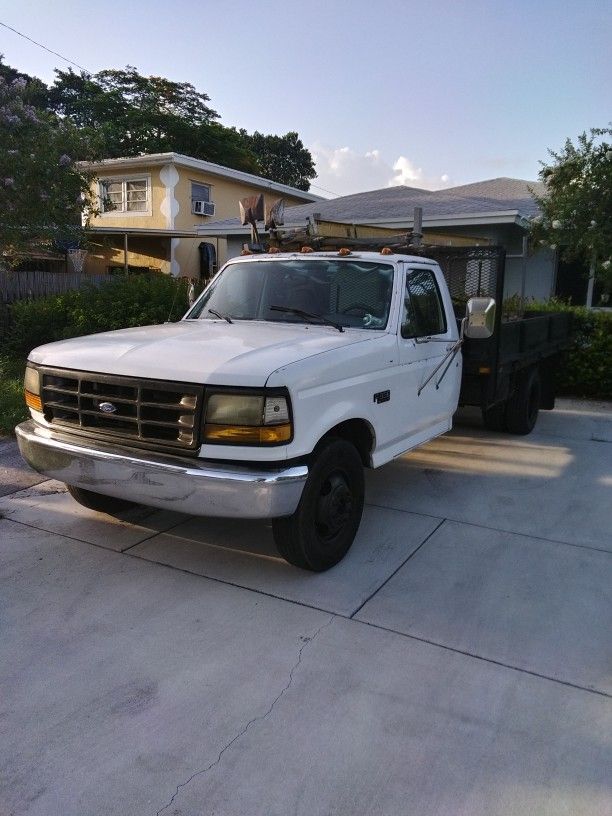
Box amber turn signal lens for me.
[25,390,43,412]
[204,423,291,444]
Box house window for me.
[402,268,447,338]
[191,182,211,204]
[100,177,150,213]
[191,182,215,216]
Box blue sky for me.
[1,0,610,197]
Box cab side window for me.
[402,269,447,338]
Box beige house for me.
[81,153,321,278]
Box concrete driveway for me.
[1,400,611,816]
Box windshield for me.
[188,259,395,330]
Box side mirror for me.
[465,297,496,339]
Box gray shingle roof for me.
[204,177,544,231]
[287,177,545,222]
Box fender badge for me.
[98,402,117,414]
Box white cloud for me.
[391,156,425,186]
[309,142,452,198]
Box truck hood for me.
[29,320,374,386]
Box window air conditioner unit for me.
[192,200,215,216]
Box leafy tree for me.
[530,127,612,288]
[94,67,218,125]
[240,129,316,191]
[48,66,259,173]
[0,66,96,258]
[0,56,49,109]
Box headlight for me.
[24,365,42,412]
[204,392,292,444]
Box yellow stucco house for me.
[82,153,322,279]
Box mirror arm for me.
[434,343,462,390]
[417,320,466,396]
[434,318,467,389]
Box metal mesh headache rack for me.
[265,232,506,314]
[403,245,506,306]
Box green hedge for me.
[1,275,199,435]
[4,274,193,359]
[0,354,27,435]
[526,301,612,399]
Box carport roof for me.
[86,227,199,238]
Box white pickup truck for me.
[17,248,504,570]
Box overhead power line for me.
[0,20,90,73]
[309,182,340,197]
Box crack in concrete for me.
[154,615,335,816]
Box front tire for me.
[66,484,136,514]
[272,437,364,571]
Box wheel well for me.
[319,419,375,467]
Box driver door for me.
[394,264,460,447]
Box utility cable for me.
[308,181,340,197]
[0,20,90,73]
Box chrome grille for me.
[40,368,202,451]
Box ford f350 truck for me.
[16,245,571,571]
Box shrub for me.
[526,300,612,399]
[0,355,27,435]
[4,274,193,359]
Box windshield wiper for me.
[270,305,344,332]
[207,308,233,324]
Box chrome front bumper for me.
[16,420,308,519]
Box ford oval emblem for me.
[98,401,117,414]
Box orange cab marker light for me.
[338,248,352,256]
[301,246,313,253]
[381,247,393,255]
[25,390,43,412]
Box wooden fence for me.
[0,269,109,304]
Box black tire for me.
[272,437,364,571]
[505,367,541,435]
[482,401,507,432]
[66,484,136,514]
